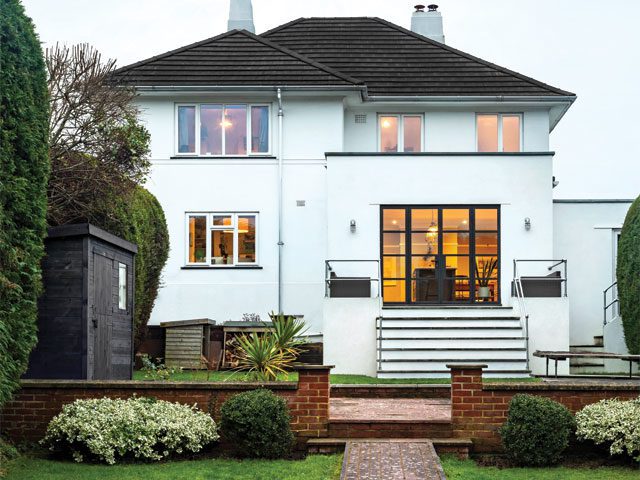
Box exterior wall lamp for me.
[350,219,357,233]
[524,217,531,231]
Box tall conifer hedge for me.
[617,196,640,355]
[0,0,50,405]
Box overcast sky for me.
[21,0,640,200]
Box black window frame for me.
[380,205,501,306]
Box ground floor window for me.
[381,206,500,304]
[186,212,258,266]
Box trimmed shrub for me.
[95,186,169,350]
[617,196,640,354]
[500,394,575,466]
[220,389,294,459]
[41,397,219,464]
[576,398,640,461]
[0,0,50,406]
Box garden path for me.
[340,440,446,480]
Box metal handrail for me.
[513,276,530,371]
[603,281,619,326]
[513,259,568,297]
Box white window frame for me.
[185,212,259,267]
[175,103,271,157]
[118,263,127,310]
[377,114,425,153]
[475,113,523,152]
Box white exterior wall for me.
[343,107,550,152]
[326,154,555,303]
[138,95,345,334]
[553,201,632,346]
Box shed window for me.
[177,104,270,156]
[186,212,258,267]
[118,263,127,310]
[477,114,522,152]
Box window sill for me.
[181,265,263,270]
[170,155,276,160]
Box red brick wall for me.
[450,365,640,452]
[0,366,331,448]
[331,385,450,399]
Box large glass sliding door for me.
[381,206,500,305]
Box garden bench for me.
[533,350,640,378]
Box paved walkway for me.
[331,398,451,422]
[341,440,446,480]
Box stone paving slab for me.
[341,440,446,480]
[331,398,451,423]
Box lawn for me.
[132,370,540,384]
[441,456,640,479]
[2,455,343,480]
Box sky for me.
[21,0,640,200]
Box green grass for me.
[132,370,540,384]
[3,455,343,480]
[441,456,640,479]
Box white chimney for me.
[411,4,445,44]
[228,0,255,33]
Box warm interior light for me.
[391,220,398,225]
[426,222,438,238]
[220,118,233,128]
[381,119,391,128]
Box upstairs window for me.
[186,212,258,266]
[477,114,521,152]
[177,104,270,156]
[378,115,423,153]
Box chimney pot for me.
[415,4,425,12]
[428,4,438,11]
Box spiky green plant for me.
[269,312,308,358]
[234,333,295,382]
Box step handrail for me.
[603,281,619,326]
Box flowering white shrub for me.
[41,396,219,464]
[576,397,640,461]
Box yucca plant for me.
[475,257,498,287]
[234,333,296,382]
[269,312,309,358]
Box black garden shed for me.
[25,224,137,380]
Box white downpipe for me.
[277,88,284,314]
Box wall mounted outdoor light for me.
[524,217,531,231]
[350,219,357,233]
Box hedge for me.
[0,0,50,406]
[617,196,640,354]
[100,186,169,350]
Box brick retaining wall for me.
[449,364,640,452]
[0,366,331,448]
[331,384,450,399]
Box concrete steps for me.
[569,342,606,374]
[377,309,530,379]
[307,437,472,458]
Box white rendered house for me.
[114,4,632,377]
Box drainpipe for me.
[277,88,284,314]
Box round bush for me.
[220,388,294,459]
[576,398,640,461]
[618,196,640,354]
[500,394,575,466]
[41,397,219,464]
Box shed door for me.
[93,252,114,379]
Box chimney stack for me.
[411,4,445,44]
[228,0,255,33]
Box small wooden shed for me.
[160,319,216,369]
[24,224,137,380]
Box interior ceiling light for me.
[381,119,391,128]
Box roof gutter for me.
[133,85,365,92]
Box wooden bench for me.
[534,350,640,378]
